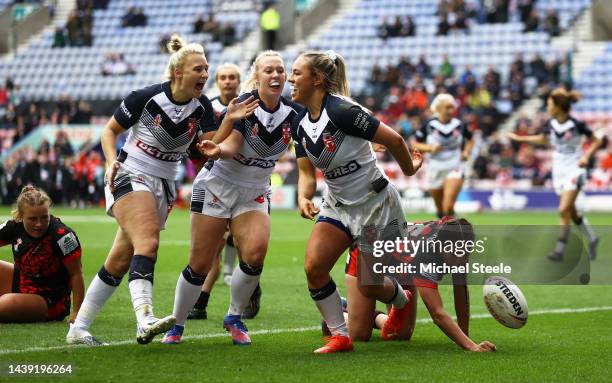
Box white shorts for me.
[318,183,407,240]
[552,167,586,195]
[104,164,176,230]
[426,166,464,189]
[191,169,270,219]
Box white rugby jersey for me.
[210,96,229,121]
[415,117,472,170]
[208,90,302,189]
[292,94,387,206]
[113,82,217,180]
[542,117,592,170]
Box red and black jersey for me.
[0,216,81,302]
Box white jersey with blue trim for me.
[113,81,217,180]
[209,91,302,189]
[210,96,229,121]
[415,117,472,171]
[291,94,386,206]
[542,116,592,170]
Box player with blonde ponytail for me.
[66,34,257,346]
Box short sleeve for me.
[0,220,17,247]
[331,101,380,141]
[415,120,428,143]
[575,119,593,138]
[54,226,82,265]
[198,96,218,134]
[291,113,306,158]
[113,89,150,129]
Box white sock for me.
[386,277,408,309]
[227,264,261,316]
[577,217,598,242]
[72,275,118,331]
[129,279,156,325]
[314,289,348,336]
[173,272,204,326]
[223,244,237,276]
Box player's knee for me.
[240,244,267,266]
[396,328,414,341]
[356,284,379,299]
[137,237,160,258]
[304,259,327,284]
[189,258,212,276]
[559,205,572,218]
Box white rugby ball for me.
[483,276,528,329]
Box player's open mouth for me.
[195,82,205,91]
[269,81,281,90]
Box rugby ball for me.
[483,276,528,329]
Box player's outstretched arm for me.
[373,122,422,176]
[506,132,548,146]
[419,285,495,352]
[212,96,258,144]
[452,273,470,336]
[296,157,319,220]
[198,130,243,160]
[579,134,604,167]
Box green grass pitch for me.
[1,208,611,382]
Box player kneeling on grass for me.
[0,186,85,324]
[333,217,496,352]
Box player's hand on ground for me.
[472,341,496,352]
[298,197,319,220]
[105,161,120,192]
[197,140,221,160]
[226,95,259,120]
[578,155,589,168]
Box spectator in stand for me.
[401,16,416,37]
[220,22,236,47]
[543,9,560,37]
[483,65,501,98]
[523,9,540,33]
[438,55,454,79]
[452,10,469,32]
[122,6,147,27]
[530,54,547,85]
[415,55,432,79]
[66,10,80,46]
[101,52,136,76]
[437,13,451,36]
[377,17,390,40]
[52,26,67,48]
[397,56,414,80]
[203,13,221,39]
[260,4,280,50]
[193,13,206,34]
[388,16,403,38]
[518,0,535,23]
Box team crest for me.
[452,129,460,137]
[154,114,162,126]
[323,133,336,152]
[563,131,573,140]
[282,123,291,145]
[188,118,197,137]
[251,123,259,138]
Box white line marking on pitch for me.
[1,306,611,356]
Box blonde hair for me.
[163,34,206,81]
[241,50,284,93]
[549,87,580,113]
[215,62,241,83]
[11,185,52,221]
[299,50,350,97]
[430,93,456,116]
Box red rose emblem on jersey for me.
[323,133,336,152]
[154,114,162,126]
[255,195,265,204]
[282,123,291,145]
[563,131,573,140]
[453,129,460,137]
[251,123,259,138]
[57,228,65,235]
[188,118,197,137]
